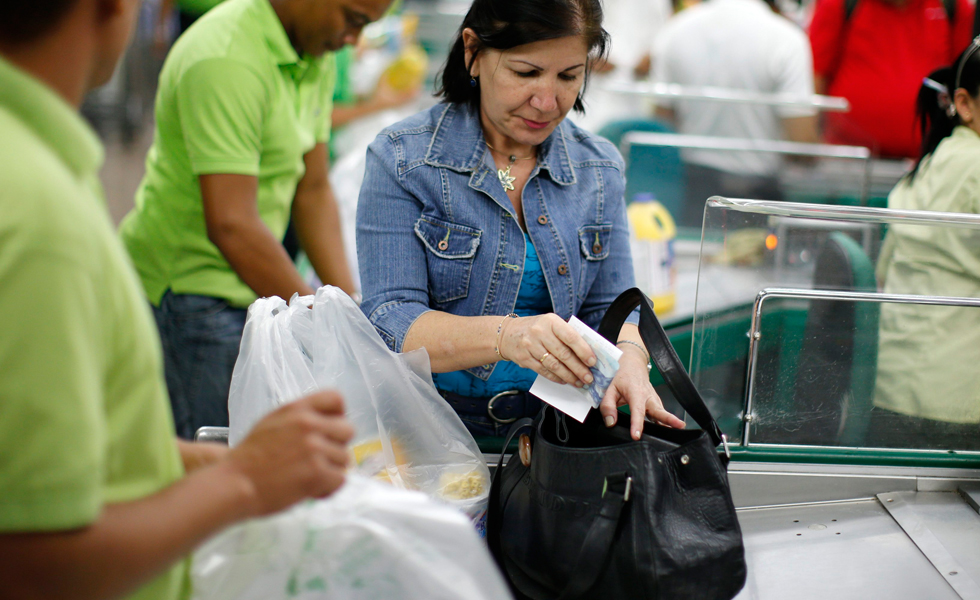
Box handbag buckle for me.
[602,473,633,502]
[487,390,521,424]
[721,434,731,459]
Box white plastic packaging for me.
[228,287,491,530]
[191,475,512,600]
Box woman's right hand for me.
[498,314,597,388]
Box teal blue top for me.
[433,233,552,397]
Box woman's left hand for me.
[599,348,686,440]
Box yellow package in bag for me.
[627,195,677,315]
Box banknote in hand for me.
[568,316,623,408]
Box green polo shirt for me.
[120,0,336,309]
[874,126,980,424]
[0,57,187,599]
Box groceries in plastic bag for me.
[228,287,491,531]
[191,475,513,600]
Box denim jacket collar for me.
[424,103,577,186]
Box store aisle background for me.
[101,124,154,226]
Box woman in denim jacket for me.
[357,0,685,438]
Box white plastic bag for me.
[228,295,317,447]
[228,287,491,531]
[191,475,512,600]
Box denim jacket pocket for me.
[578,224,613,261]
[414,216,483,303]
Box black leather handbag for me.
[487,288,747,600]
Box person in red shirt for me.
[809,0,974,158]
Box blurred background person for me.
[871,40,980,450]
[0,0,354,596]
[809,0,974,158]
[653,0,819,227]
[155,0,225,49]
[120,0,388,439]
[574,0,673,132]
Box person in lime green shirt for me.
[0,0,355,597]
[121,0,391,439]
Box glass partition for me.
[692,198,980,454]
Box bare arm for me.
[403,311,597,388]
[599,323,685,439]
[291,144,356,295]
[331,78,420,128]
[403,311,503,372]
[782,115,820,144]
[153,0,176,53]
[0,392,353,600]
[201,173,315,299]
[814,75,828,96]
[655,105,676,126]
[175,439,228,473]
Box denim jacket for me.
[357,102,636,381]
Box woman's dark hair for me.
[911,39,980,180]
[0,0,80,44]
[437,0,609,114]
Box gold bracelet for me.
[616,340,651,367]
[495,313,519,360]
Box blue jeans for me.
[153,291,247,440]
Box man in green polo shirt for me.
[0,0,355,597]
[121,0,391,439]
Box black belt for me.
[440,389,541,425]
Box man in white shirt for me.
[653,0,818,225]
[575,0,673,132]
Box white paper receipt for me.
[529,316,623,423]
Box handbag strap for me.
[488,418,535,562]
[554,471,632,600]
[597,287,725,447]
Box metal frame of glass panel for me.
[698,198,980,454]
[601,81,851,113]
[743,287,980,448]
[620,132,874,204]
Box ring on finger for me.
[538,351,552,364]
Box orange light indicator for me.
[765,234,778,251]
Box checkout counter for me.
[198,198,980,599]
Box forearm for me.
[654,105,676,125]
[403,311,503,372]
[210,218,314,299]
[293,185,356,295]
[616,324,650,367]
[783,115,820,144]
[176,439,228,473]
[0,461,256,600]
[332,100,383,128]
[814,75,828,96]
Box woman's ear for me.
[954,88,974,123]
[462,28,480,77]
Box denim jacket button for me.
[537,215,548,225]
[592,243,603,254]
[437,240,449,251]
[557,264,568,275]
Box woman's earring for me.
[470,77,478,88]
